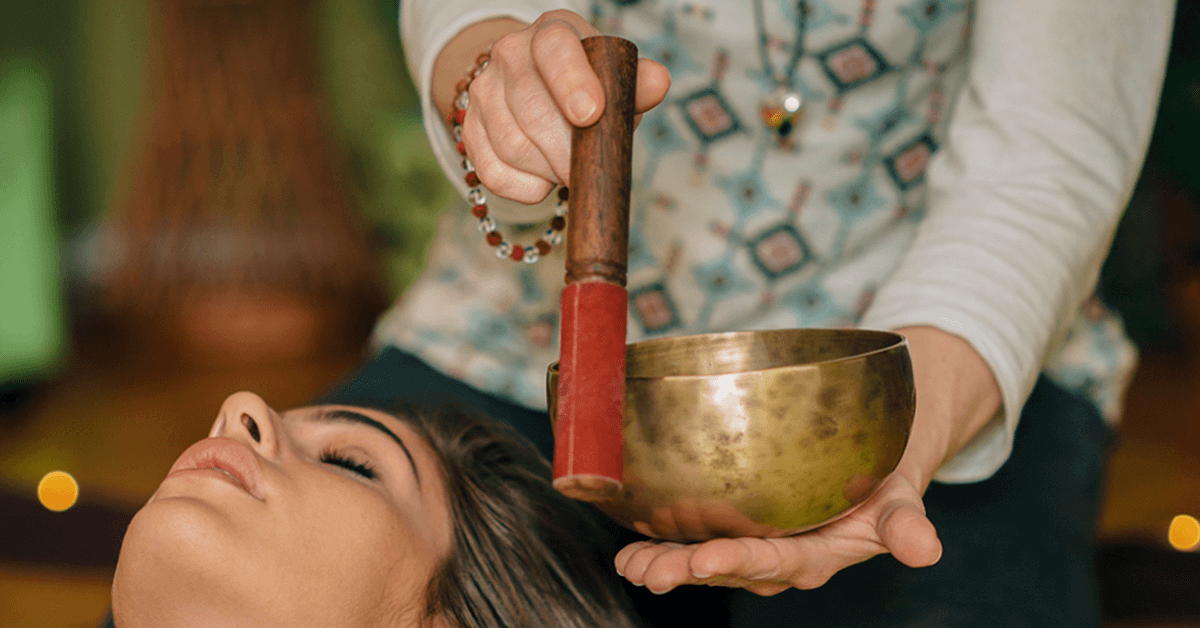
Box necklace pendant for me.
[760,88,805,138]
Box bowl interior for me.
[624,328,905,377]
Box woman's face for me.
[112,392,453,627]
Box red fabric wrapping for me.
[554,282,627,484]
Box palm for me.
[614,468,942,596]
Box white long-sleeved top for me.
[380,0,1173,482]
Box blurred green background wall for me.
[0,0,452,385]
[0,59,62,384]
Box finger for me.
[617,543,676,585]
[686,541,795,595]
[530,21,604,127]
[635,58,671,114]
[485,80,562,184]
[504,69,573,183]
[641,545,698,594]
[688,538,763,580]
[462,88,555,204]
[878,499,942,568]
[614,541,654,576]
[689,537,836,590]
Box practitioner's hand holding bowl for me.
[614,327,1001,596]
[614,460,940,596]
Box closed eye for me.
[319,448,378,480]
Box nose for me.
[211,391,282,459]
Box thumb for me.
[877,498,942,568]
[635,58,671,114]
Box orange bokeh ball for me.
[1168,514,1200,551]
[37,471,79,512]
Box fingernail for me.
[568,91,596,122]
[649,588,670,595]
[691,568,712,579]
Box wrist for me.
[893,326,1002,491]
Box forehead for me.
[285,405,431,454]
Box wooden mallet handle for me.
[553,36,638,502]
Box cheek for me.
[274,479,438,618]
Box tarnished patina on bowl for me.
[547,328,915,542]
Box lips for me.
[168,437,264,500]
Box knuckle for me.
[488,33,524,65]
[530,22,578,55]
[465,78,493,113]
[536,9,579,27]
[492,127,531,165]
[512,88,561,130]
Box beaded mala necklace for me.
[755,0,810,140]
[449,52,568,264]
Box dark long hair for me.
[373,402,642,628]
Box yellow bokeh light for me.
[37,471,78,512]
[1168,514,1200,551]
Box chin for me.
[113,501,269,627]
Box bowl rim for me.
[548,328,909,381]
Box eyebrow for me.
[315,409,421,486]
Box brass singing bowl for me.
[547,328,915,542]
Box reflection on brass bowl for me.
[547,328,915,542]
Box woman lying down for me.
[107,391,640,627]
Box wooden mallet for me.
[553,36,638,502]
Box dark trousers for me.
[319,347,1113,628]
